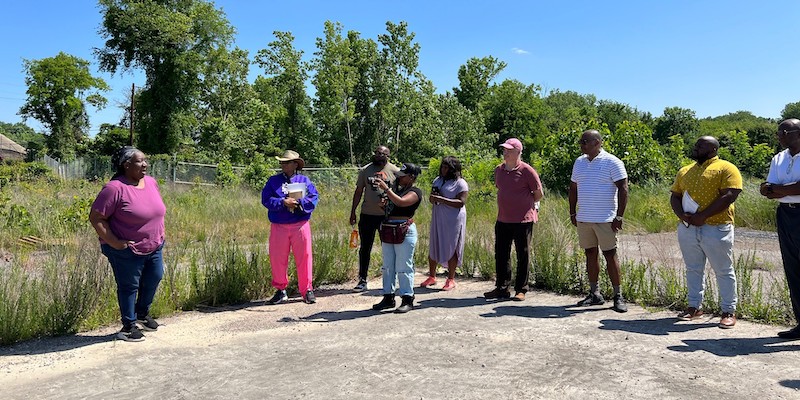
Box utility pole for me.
[129,83,135,146]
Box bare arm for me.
[568,181,578,226]
[670,191,690,224]
[430,191,468,208]
[88,209,130,250]
[688,188,741,226]
[611,178,628,232]
[349,184,364,225]
[377,180,419,207]
[761,181,800,199]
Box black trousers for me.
[777,204,800,324]
[358,213,385,280]
[495,221,533,293]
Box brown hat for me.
[275,150,305,170]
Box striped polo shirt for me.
[571,149,627,223]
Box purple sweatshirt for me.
[261,173,319,224]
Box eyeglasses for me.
[374,151,389,156]
[279,161,293,165]
[578,138,597,145]
[777,129,800,137]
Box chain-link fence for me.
[38,155,364,187]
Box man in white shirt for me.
[760,118,800,339]
[569,129,629,313]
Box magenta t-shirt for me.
[495,162,542,223]
[91,175,167,255]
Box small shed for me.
[0,133,27,161]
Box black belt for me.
[781,203,800,208]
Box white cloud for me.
[512,47,529,55]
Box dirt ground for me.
[3,261,800,399]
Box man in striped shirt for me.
[569,129,629,313]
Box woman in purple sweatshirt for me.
[261,150,320,305]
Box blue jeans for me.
[381,223,418,296]
[677,223,737,313]
[101,243,165,327]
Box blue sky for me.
[1,1,798,136]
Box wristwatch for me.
[614,215,624,222]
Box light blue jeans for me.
[381,223,418,297]
[677,223,737,313]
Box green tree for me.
[89,123,130,156]
[543,90,598,133]
[652,106,699,144]
[19,52,108,160]
[196,47,277,164]
[254,31,323,164]
[596,100,645,133]
[605,121,666,184]
[311,21,359,165]
[371,21,430,160]
[453,56,507,112]
[0,122,44,150]
[781,101,800,120]
[96,0,235,155]
[482,79,550,157]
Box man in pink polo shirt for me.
[484,138,543,301]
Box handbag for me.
[379,219,413,244]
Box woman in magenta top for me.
[89,146,166,342]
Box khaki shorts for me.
[577,222,617,251]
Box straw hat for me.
[275,150,305,169]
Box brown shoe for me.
[719,312,736,329]
[512,292,526,302]
[677,307,703,321]
[484,288,511,299]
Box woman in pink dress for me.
[420,156,469,291]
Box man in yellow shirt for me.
[670,136,742,329]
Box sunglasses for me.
[777,129,800,137]
[279,161,294,165]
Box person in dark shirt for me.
[371,163,423,313]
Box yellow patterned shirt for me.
[670,156,742,225]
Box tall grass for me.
[0,175,794,345]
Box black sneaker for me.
[353,280,368,292]
[577,292,605,306]
[136,315,159,331]
[372,294,396,310]
[483,287,511,300]
[612,294,628,313]
[395,295,414,313]
[303,290,316,304]
[117,325,145,342]
[267,290,288,305]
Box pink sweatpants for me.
[269,220,313,293]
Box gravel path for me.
[2,277,800,400]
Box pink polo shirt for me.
[495,162,542,223]
[92,175,167,255]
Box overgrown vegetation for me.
[0,165,792,345]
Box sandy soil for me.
[2,272,800,399]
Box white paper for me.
[681,191,699,214]
[283,182,307,198]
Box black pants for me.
[358,213,385,280]
[777,204,800,323]
[495,221,533,293]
